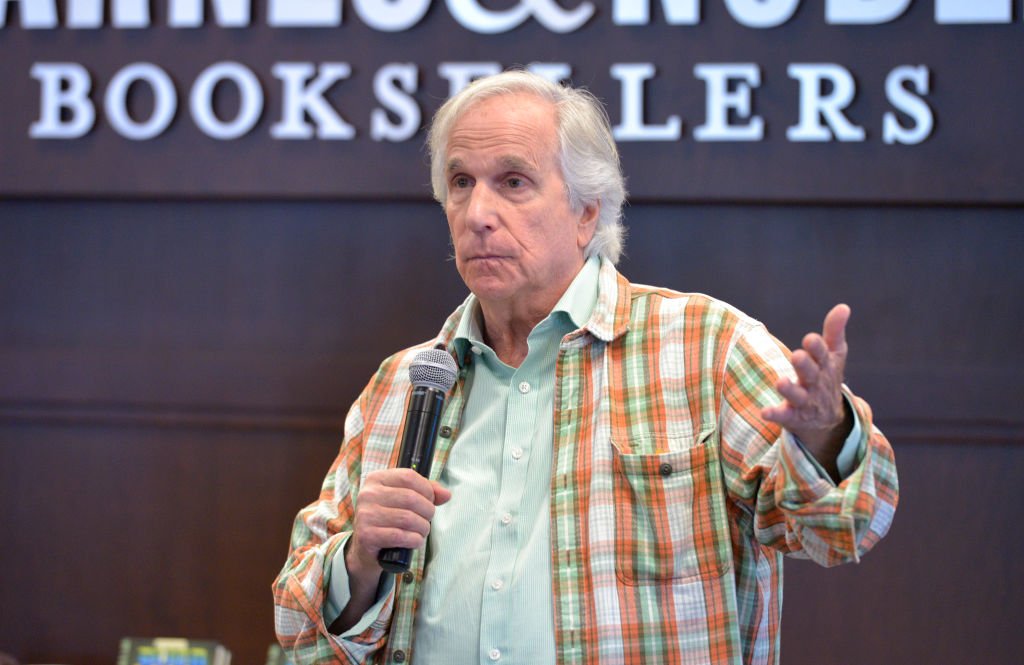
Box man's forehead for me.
[444,95,557,171]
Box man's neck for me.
[476,299,550,368]
[472,257,593,367]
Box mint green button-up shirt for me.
[410,256,603,664]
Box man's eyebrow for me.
[497,155,535,172]
[446,155,537,174]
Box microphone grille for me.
[409,348,459,392]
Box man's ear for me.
[577,202,600,249]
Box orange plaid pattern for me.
[273,260,898,664]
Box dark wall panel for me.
[1,200,1021,664]
[0,421,339,663]
[782,441,1024,665]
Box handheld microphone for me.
[377,347,459,574]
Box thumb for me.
[431,481,452,506]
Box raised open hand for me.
[762,304,853,465]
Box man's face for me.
[444,93,598,315]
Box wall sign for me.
[1,0,1021,201]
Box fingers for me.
[790,348,821,387]
[762,304,851,437]
[761,404,796,430]
[350,469,450,566]
[822,303,850,354]
[775,376,809,406]
[762,376,813,426]
[366,468,444,519]
[376,467,440,497]
[801,332,829,366]
[795,302,851,387]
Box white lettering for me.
[169,0,251,28]
[883,65,933,145]
[0,0,57,28]
[526,62,572,84]
[437,62,501,97]
[4,0,1020,29]
[271,62,354,139]
[724,0,798,28]
[445,0,594,34]
[610,63,682,141]
[827,0,910,24]
[444,0,531,33]
[104,63,177,140]
[693,63,763,142]
[29,63,95,138]
[190,61,263,139]
[371,63,420,141]
[66,0,149,28]
[612,0,699,25]
[936,0,1011,23]
[268,0,341,27]
[527,0,595,32]
[787,63,865,142]
[353,0,430,31]
[19,61,946,148]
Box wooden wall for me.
[1,199,1021,664]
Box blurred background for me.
[1,3,1022,664]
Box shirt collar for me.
[552,254,601,329]
[582,256,632,343]
[439,256,632,368]
[451,256,602,365]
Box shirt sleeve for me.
[271,381,396,665]
[719,322,899,567]
[789,392,865,482]
[325,535,397,637]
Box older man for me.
[273,71,898,665]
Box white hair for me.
[427,70,627,265]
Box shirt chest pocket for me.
[610,427,729,585]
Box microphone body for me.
[377,349,458,574]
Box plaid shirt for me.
[273,260,899,665]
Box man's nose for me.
[464,183,498,232]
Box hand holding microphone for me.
[377,347,459,572]
[346,347,459,583]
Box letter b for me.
[30,63,96,139]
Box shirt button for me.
[518,381,531,394]
[439,425,453,438]
[500,513,513,525]
[393,650,407,663]
[491,579,504,590]
[511,447,523,460]
[402,571,414,584]
[659,462,673,477]
[471,346,482,355]
[488,649,501,661]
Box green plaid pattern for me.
[273,259,898,664]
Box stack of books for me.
[116,638,230,665]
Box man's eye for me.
[506,177,523,188]
[453,176,470,188]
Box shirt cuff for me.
[789,392,865,483]
[325,534,397,638]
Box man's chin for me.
[463,273,519,302]
[468,280,514,299]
